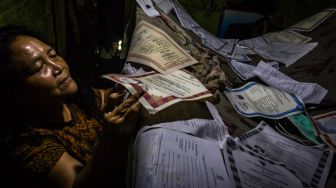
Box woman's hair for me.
[0,25,39,80]
[0,25,40,124]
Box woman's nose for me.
[53,66,63,75]
[46,58,63,75]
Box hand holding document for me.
[237,121,333,188]
[127,20,197,75]
[102,70,212,114]
[224,82,304,119]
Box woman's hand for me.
[103,92,142,134]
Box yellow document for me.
[127,20,197,74]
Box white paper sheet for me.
[171,1,236,58]
[253,61,328,104]
[223,137,305,188]
[239,37,318,67]
[136,101,228,147]
[235,44,256,56]
[237,121,333,188]
[224,82,304,119]
[171,1,199,30]
[122,63,147,75]
[136,0,160,17]
[153,0,173,14]
[102,70,212,114]
[133,128,231,188]
[193,27,237,56]
[229,59,256,80]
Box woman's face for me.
[10,35,78,104]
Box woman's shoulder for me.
[1,125,62,154]
[0,126,66,187]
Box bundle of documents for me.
[131,102,333,187]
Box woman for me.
[0,26,141,187]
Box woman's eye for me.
[49,50,57,59]
[35,63,44,73]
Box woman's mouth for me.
[59,75,73,89]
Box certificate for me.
[127,20,197,75]
[102,70,212,114]
[224,82,304,119]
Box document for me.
[172,1,236,58]
[136,0,160,17]
[223,137,305,188]
[153,0,173,14]
[288,113,321,144]
[127,20,198,75]
[193,27,237,56]
[313,111,336,152]
[224,82,304,119]
[239,37,318,67]
[314,111,336,133]
[171,1,199,30]
[253,61,328,104]
[102,70,212,114]
[234,44,256,56]
[133,128,231,188]
[122,63,147,75]
[268,61,280,70]
[290,8,336,32]
[263,29,312,43]
[136,101,228,147]
[237,121,333,188]
[229,59,256,80]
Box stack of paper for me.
[131,103,333,187]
